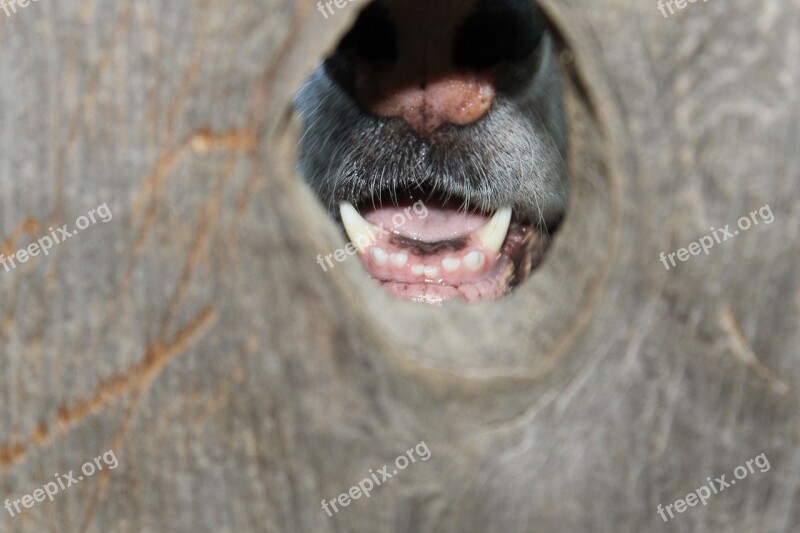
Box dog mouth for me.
[338,188,551,305]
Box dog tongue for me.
[363,203,490,241]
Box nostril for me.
[453,1,547,71]
[339,2,398,64]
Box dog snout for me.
[342,0,547,133]
[298,0,567,225]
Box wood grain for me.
[0,0,797,531]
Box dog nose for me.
[346,1,499,133]
[357,72,495,133]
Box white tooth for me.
[411,264,425,276]
[371,247,389,265]
[390,252,408,267]
[340,202,382,252]
[423,266,439,278]
[475,207,512,254]
[463,251,486,272]
[442,257,461,272]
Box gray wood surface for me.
[0,0,798,531]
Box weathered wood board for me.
[0,0,798,531]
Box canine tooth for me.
[463,251,486,272]
[423,266,439,278]
[340,202,382,252]
[442,257,461,272]
[411,264,425,276]
[390,252,409,267]
[371,247,389,265]
[475,207,512,254]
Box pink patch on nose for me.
[363,74,495,132]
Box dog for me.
[295,0,568,304]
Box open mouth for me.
[339,189,551,305]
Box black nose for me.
[333,0,501,133]
[338,2,398,64]
[453,0,547,70]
